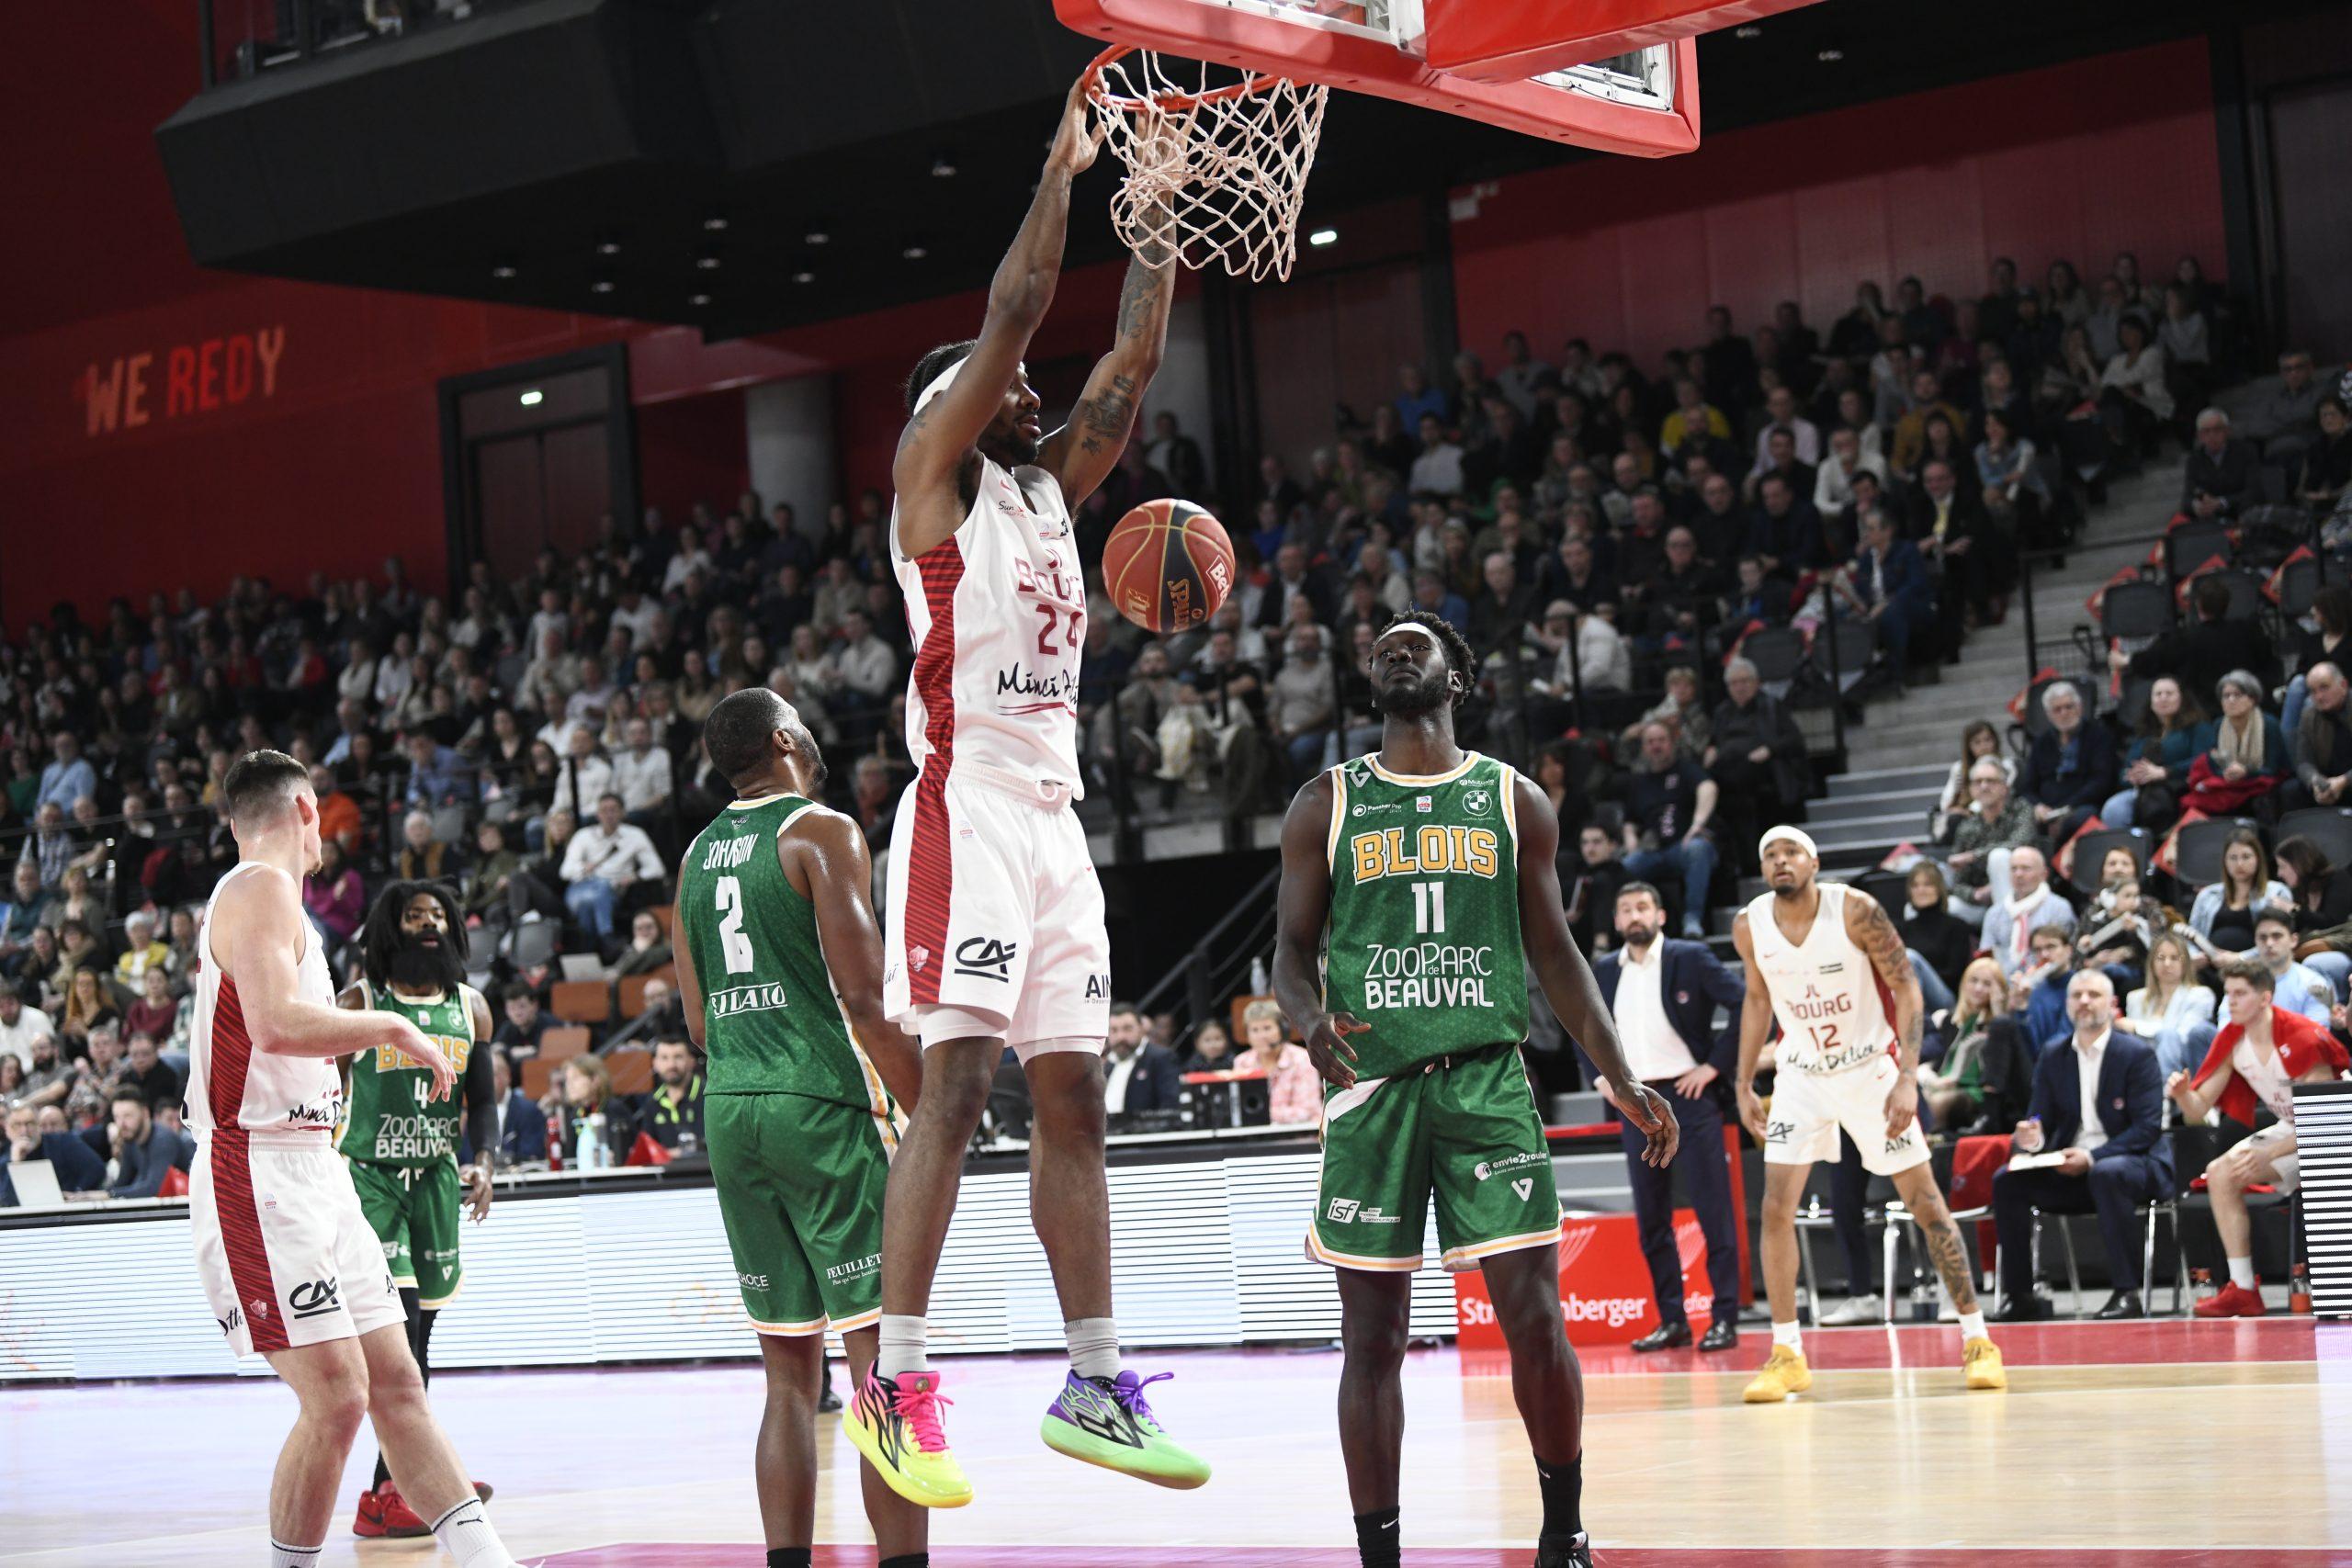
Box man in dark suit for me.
[491,1050,548,1163]
[1590,882,1747,1352]
[2119,573,2278,700]
[1845,508,1937,682]
[1991,970,2173,1320]
[1107,1001,1182,1115]
[2182,408,2263,521]
[1253,543,1336,632]
[1900,456,1994,620]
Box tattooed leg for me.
[1892,1164,1979,1313]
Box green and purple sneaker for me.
[1039,1370,1211,1489]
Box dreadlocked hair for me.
[1377,610,1476,708]
[360,879,469,991]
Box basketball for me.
[1102,497,1236,634]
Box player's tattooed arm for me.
[1513,773,1678,1168]
[895,76,1101,554]
[1272,771,1365,1089]
[1847,892,1925,1072]
[1043,243,1174,510]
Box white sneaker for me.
[1819,1296,1885,1327]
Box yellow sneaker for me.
[844,1370,974,1508]
[1741,1345,1812,1403]
[1962,1336,2007,1391]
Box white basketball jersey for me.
[1743,882,1895,1076]
[186,862,344,1136]
[891,456,1087,795]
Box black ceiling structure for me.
[155,0,2320,344]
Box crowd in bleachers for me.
[6,243,2347,1201]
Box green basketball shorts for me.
[707,1092,896,1336]
[1307,1042,1561,1273]
[348,1157,465,1308]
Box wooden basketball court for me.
[3,1319,2341,1566]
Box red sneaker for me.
[2193,1280,2267,1318]
[352,1488,387,1538]
[377,1482,432,1538]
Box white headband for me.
[1759,825,1816,860]
[1378,620,1442,645]
[914,356,1023,416]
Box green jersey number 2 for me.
[715,875,755,974]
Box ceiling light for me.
[491,263,516,280]
[1735,24,1762,38]
[791,270,815,285]
[1307,227,1339,247]
[518,389,544,407]
[805,231,830,246]
[595,236,621,257]
[590,278,616,295]
[1816,48,1844,62]
[702,213,729,232]
[902,244,928,260]
[689,292,712,307]
[932,156,957,178]
[696,252,722,271]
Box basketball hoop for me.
[1085,44,1329,284]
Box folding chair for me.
[2273,807,2352,868]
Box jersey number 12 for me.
[714,876,755,974]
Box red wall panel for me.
[635,388,750,526]
[1450,39,2228,371]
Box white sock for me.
[267,1541,322,1568]
[878,1314,930,1379]
[430,1497,516,1568]
[1771,1321,1804,1354]
[1066,1316,1122,1381]
[2228,1256,2257,1292]
[1957,1310,1986,1341]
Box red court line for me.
[1506,1316,2335,1378]
[534,1549,2352,1567]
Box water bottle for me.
[586,1111,608,1170]
[1249,956,1271,996]
[2289,1262,2312,1314]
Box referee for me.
[1589,881,1747,1351]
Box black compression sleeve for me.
[463,1033,497,1167]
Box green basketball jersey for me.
[1322,750,1530,1078]
[339,983,477,1168]
[678,793,884,1111]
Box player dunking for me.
[673,688,929,1568]
[187,750,516,1568]
[1732,827,2007,1401]
[850,76,1207,1504]
[337,879,498,1540]
[1272,614,1679,1568]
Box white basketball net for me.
[1090,51,1329,284]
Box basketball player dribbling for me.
[187,750,517,1568]
[846,76,1207,1505]
[1272,614,1678,1568]
[1732,827,2007,1402]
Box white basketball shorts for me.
[884,765,1112,1052]
[190,1130,406,1359]
[1762,1051,1930,1177]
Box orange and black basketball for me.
[1102,498,1235,634]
